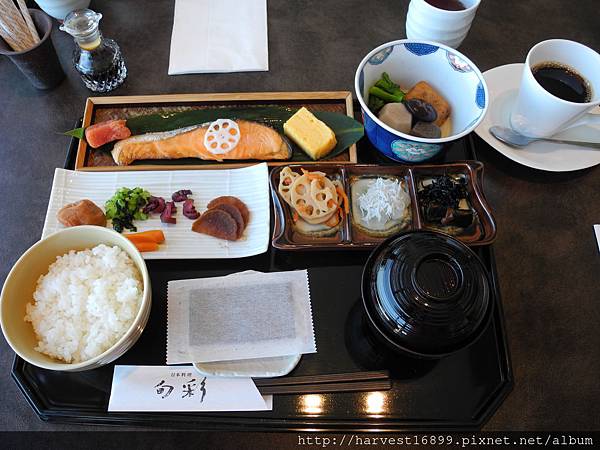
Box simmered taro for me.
[378,102,412,134]
[418,174,474,229]
[411,121,441,139]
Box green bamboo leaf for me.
[63,127,85,140]
[121,106,364,164]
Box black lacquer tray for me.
[11,119,512,431]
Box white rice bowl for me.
[24,244,143,363]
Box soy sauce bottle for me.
[60,9,127,92]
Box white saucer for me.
[475,63,600,172]
[193,354,302,378]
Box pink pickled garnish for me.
[160,201,177,224]
[172,190,192,202]
[143,196,166,214]
[183,199,200,219]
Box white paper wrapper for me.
[167,270,316,364]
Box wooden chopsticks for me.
[254,370,391,395]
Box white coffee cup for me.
[510,39,600,138]
[405,0,481,49]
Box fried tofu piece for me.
[405,81,450,127]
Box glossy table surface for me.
[1,0,599,440]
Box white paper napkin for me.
[594,225,600,253]
[169,0,269,74]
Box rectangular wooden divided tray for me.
[75,91,357,171]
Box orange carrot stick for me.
[325,210,341,228]
[124,230,165,244]
[336,186,349,215]
[131,241,159,252]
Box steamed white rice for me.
[25,244,143,363]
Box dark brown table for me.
[1,0,598,443]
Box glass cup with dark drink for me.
[510,39,600,138]
[405,0,481,49]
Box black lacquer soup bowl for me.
[361,230,493,359]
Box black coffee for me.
[425,0,466,11]
[532,62,592,103]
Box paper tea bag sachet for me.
[167,270,316,364]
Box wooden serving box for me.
[76,91,358,171]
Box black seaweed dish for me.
[362,230,493,359]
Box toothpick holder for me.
[0,9,64,90]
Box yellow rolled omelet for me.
[284,107,337,160]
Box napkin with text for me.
[168,0,269,74]
[167,270,316,364]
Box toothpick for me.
[0,0,35,50]
[16,0,40,44]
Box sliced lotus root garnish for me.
[203,119,241,154]
[310,178,337,212]
[278,167,300,205]
[290,173,339,224]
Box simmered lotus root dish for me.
[278,166,300,205]
[192,196,249,241]
[278,166,349,231]
[290,172,338,224]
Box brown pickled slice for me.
[192,209,239,241]
[57,199,107,227]
[212,203,245,238]
[207,196,250,227]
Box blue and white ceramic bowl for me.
[355,39,489,162]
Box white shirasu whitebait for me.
[358,178,409,222]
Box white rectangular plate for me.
[42,164,270,259]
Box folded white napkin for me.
[594,225,600,252]
[169,0,269,74]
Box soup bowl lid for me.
[362,230,492,358]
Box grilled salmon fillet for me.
[111,120,291,165]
